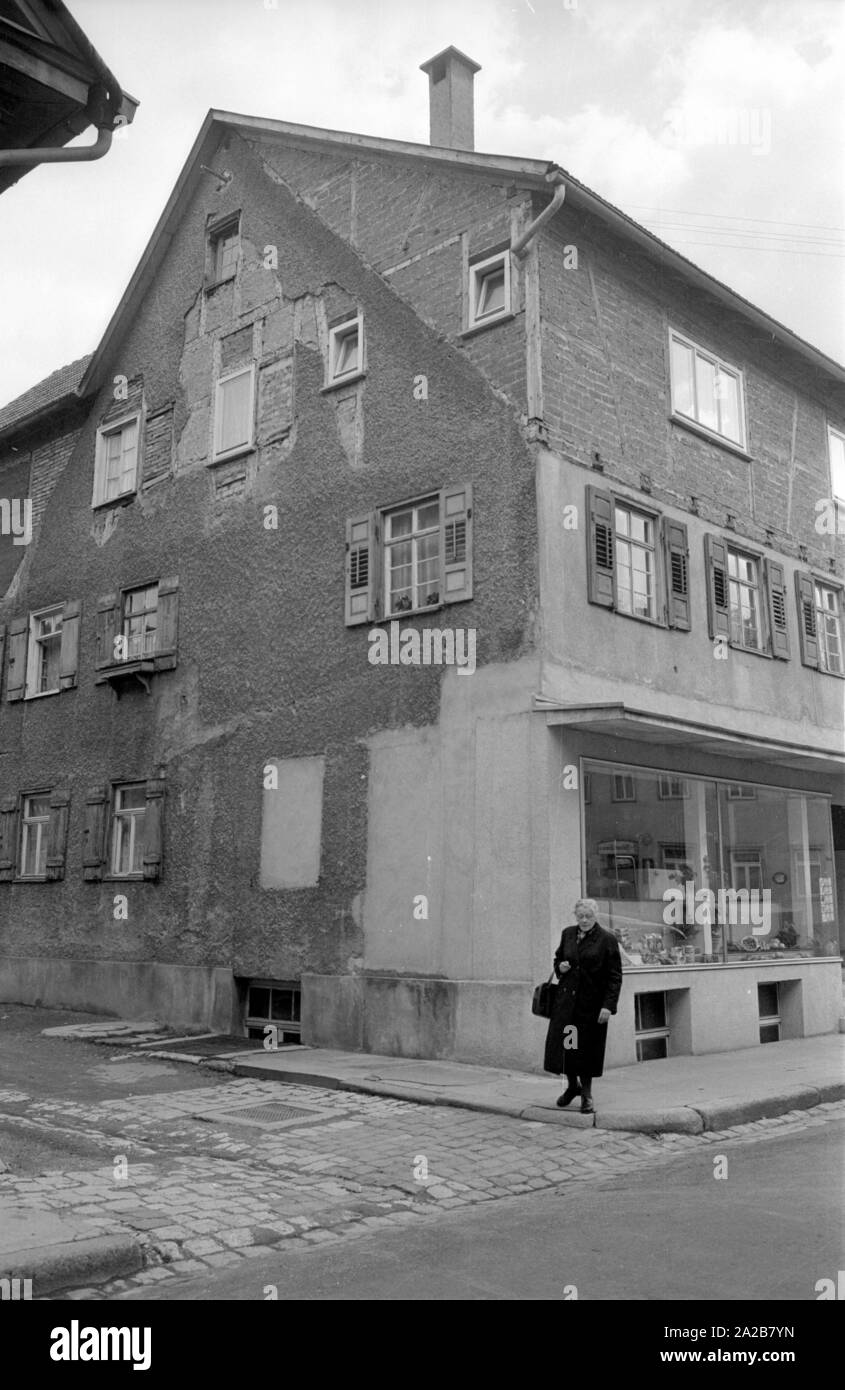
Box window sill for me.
[208,445,254,467]
[103,875,146,884]
[461,311,515,339]
[382,602,445,621]
[818,664,845,679]
[204,275,236,294]
[321,371,366,394]
[14,875,49,883]
[728,641,773,661]
[670,413,750,460]
[92,491,136,513]
[24,689,61,701]
[612,608,666,630]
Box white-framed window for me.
[828,426,845,504]
[726,783,757,800]
[19,793,50,878]
[658,775,689,800]
[209,215,240,284]
[122,583,159,660]
[93,415,139,506]
[327,315,363,384]
[468,251,510,329]
[111,784,147,877]
[727,546,763,650]
[611,771,636,802]
[384,495,441,615]
[669,330,746,449]
[614,503,657,620]
[213,363,255,461]
[25,606,63,697]
[815,582,843,675]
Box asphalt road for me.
[116,1120,844,1301]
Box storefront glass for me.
[582,760,838,965]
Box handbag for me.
[531,970,558,1019]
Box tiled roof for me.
[0,354,91,437]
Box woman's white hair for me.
[574,898,599,914]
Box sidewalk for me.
[0,1209,143,1295]
[213,1034,844,1134]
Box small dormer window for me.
[327,315,364,385]
[468,252,510,330]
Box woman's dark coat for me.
[543,924,623,1078]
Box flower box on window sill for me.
[95,658,157,695]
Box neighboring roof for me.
[0,0,137,194]
[0,352,91,438]
[74,110,845,400]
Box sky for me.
[1,0,843,407]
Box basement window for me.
[245,980,302,1043]
[758,982,781,1044]
[634,992,670,1061]
[467,251,510,330]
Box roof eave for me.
[77,110,845,400]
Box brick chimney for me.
[420,47,481,151]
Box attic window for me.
[326,315,364,386]
[207,214,240,286]
[467,251,511,330]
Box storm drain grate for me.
[197,1101,334,1130]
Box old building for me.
[0,48,842,1068]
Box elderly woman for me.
[543,898,623,1113]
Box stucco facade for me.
[0,81,842,1069]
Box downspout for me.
[0,0,127,168]
[512,166,567,259]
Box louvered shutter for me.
[663,519,691,630]
[440,483,473,605]
[345,512,378,626]
[95,593,119,670]
[45,788,70,881]
[142,779,165,881]
[764,560,789,660]
[59,600,81,689]
[794,572,819,668]
[704,535,731,640]
[0,795,19,881]
[6,617,28,701]
[0,623,6,700]
[155,577,179,670]
[586,486,614,608]
[83,785,108,881]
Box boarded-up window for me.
[260,757,324,889]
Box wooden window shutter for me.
[155,577,179,670]
[95,594,119,670]
[663,519,691,630]
[83,785,108,881]
[440,483,473,605]
[59,600,81,689]
[704,535,731,640]
[345,512,379,626]
[6,617,28,701]
[0,795,19,881]
[142,779,165,881]
[764,560,789,660]
[0,623,6,700]
[45,788,70,881]
[794,572,819,668]
[586,485,614,608]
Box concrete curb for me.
[0,1234,144,1297]
[223,1058,843,1135]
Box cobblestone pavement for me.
[1,1069,842,1299]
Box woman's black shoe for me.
[580,1095,595,1114]
[557,1084,582,1108]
